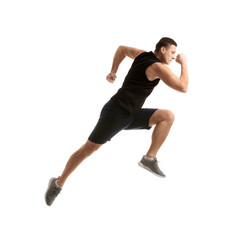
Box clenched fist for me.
[106,73,117,83]
[176,54,187,65]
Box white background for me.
[1,0,239,239]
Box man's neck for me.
[154,51,164,63]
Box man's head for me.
[154,37,177,65]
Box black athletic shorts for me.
[88,100,158,144]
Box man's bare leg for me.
[139,109,175,177]
[57,140,103,187]
[146,109,175,158]
[45,140,102,206]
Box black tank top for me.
[111,51,161,115]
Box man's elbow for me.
[179,76,188,93]
[181,86,188,93]
[117,46,126,56]
[181,80,188,93]
[179,83,188,93]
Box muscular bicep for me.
[154,63,184,92]
[119,46,146,59]
[152,63,182,92]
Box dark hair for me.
[155,37,177,52]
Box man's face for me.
[161,45,177,65]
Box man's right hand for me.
[106,73,117,83]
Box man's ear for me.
[160,46,166,54]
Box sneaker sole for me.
[44,177,56,205]
[138,162,166,178]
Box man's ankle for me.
[144,155,156,161]
[56,177,63,188]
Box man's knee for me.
[165,110,175,124]
[150,109,175,126]
[82,140,102,157]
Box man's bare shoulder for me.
[119,46,146,59]
[146,62,172,81]
[148,62,169,74]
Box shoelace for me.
[151,159,159,164]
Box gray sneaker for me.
[138,157,166,177]
[45,177,62,206]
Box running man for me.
[45,37,188,206]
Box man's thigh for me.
[126,108,158,130]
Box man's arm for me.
[152,54,188,92]
[106,46,145,83]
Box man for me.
[45,37,188,206]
